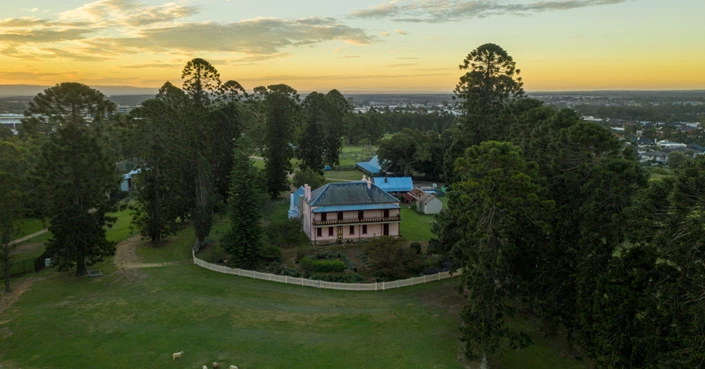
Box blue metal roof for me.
[308,181,399,206]
[356,155,382,174]
[373,177,413,193]
[292,186,305,201]
[122,168,141,180]
[312,203,400,213]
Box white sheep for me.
[229,366,238,369]
[202,366,208,369]
[213,362,220,369]
[172,351,184,360]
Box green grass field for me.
[324,170,364,181]
[2,209,587,369]
[12,218,45,240]
[400,206,435,242]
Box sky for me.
[0,0,704,93]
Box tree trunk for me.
[76,252,87,276]
[480,352,489,369]
[2,242,10,292]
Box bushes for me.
[366,236,424,281]
[300,258,346,273]
[260,243,282,263]
[265,218,307,248]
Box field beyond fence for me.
[193,251,460,291]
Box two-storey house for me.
[301,178,401,244]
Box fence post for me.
[375,282,378,291]
[301,277,304,286]
[438,272,441,281]
[382,281,385,291]
[285,275,288,284]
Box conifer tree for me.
[223,139,262,268]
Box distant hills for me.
[0,85,158,97]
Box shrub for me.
[299,257,346,273]
[260,243,282,262]
[266,218,307,248]
[410,242,422,254]
[366,236,424,281]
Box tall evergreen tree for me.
[37,122,116,276]
[21,82,116,136]
[223,139,262,268]
[256,84,300,199]
[298,92,327,173]
[444,141,552,367]
[0,141,25,291]
[322,89,351,166]
[127,84,188,244]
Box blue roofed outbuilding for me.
[372,177,413,194]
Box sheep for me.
[202,366,208,369]
[172,351,184,360]
[229,366,238,369]
[213,362,220,369]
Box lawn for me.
[400,206,435,242]
[1,232,465,369]
[12,218,45,240]
[2,216,588,369]
[324,169,364,181]
[10,205,136,262]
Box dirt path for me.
[9,229,48,246]
[0,275,43,316]
[113,235,186,269]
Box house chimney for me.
[367,179,372,189]
[362,174,367,182]
[304,184,311,201]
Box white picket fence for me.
[193,251,461,291]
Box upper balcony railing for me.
[313,215,400,226]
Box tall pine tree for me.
[38,123,117,276]
[223,139,262,268]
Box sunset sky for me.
[0,0,703,93]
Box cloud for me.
[352,0,631,22]
[0,0,375,63]
[397,57,419,60]
[101,18,374,55]
[0,70,78,81]
[394,29,407,35]
[425,36,439,40]
[59,0,198,27]
[351,1,401,18]
[338,55,361,59]
[380,31,391,37]
[238,72,454,82]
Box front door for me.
[337,226,343,240]
[383,223,389,236]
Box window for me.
[349,226,355,235]
[362,225,368,234]
[321,212,327,221]
[337,212,343,220]
[383,209,390,218]
[316,228,322,237]
[328,227,334,236]
[358,211,364,220]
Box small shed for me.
[416,192,443,215]
[120,169,141,192]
